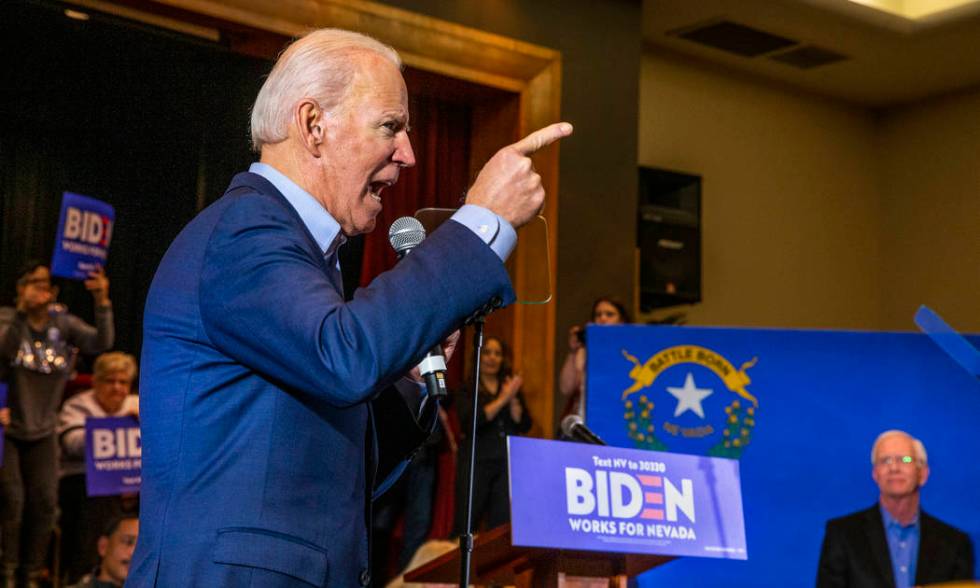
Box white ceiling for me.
[643,0,980,107]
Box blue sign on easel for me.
[584,324,980,586]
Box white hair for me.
[249,28,401,152]
[870,429,928,465]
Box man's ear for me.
[295,99,323,157]
[918,463,930,488]
[97,535,109,558]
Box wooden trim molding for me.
[74,0,563,437]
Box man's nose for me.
[395,133,415,168]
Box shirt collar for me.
[880,502,919,529]
[249,162,346,256]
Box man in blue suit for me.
[128,28,571,587]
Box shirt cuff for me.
[451,204,517,262]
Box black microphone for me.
[561,414,607,445]
[388,216,448,398]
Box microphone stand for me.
[458,296,502,588]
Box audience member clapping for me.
[454,336,532,535]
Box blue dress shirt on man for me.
[880,504,919,588]
[128,164,516,587]
[817,503,974,588]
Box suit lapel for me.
[915,511,939,584]
[862,505,895,587]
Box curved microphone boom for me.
[388,217,448,398]
[561,414,607,445]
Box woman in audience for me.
[558,296,630,422]
[0,261,113,588]
[58,351,139,584]
[454,336,532,535]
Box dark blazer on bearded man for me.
[127,171,514,587]
[816,503,974,588]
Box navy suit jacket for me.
[817,504,975,588]
[128,172,514,587]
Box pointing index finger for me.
[511,122,573,156]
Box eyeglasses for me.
[875,454,917,467]
[18,277,52,290]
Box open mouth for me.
[369,180,392,202]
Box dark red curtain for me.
[359,89,473,394]
[358,92,472,288]
[359,89,473,543]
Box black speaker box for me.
[637,167,701,311]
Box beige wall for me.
[640,51,979,332]
[877,93,980,332]
[640,52,882,329]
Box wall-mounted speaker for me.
[637,167,701,311]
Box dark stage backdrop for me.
[1,1,472,370]
[1,1,267,363]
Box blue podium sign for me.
[508,437,746,559]
[584,325,980,586]
[50,192,114,280]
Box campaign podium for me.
[406,437,746,587]
[403,523,674,587]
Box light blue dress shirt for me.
[880,504,920,588]
[248,162,516,263]
[248,162,516,405]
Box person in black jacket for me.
[817,429,974,588]
[454,336,532,534]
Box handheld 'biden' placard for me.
[51,192,115,280]
[85,416,141,497]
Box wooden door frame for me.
[69,0,562,436]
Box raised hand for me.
[501,374,524,401]
[85,266,110,306]
[568,325,584,352]
[465,122,573,228]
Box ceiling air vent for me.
[768,45,848,69]
[671,20,798,57]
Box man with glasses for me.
[816,430,974,588]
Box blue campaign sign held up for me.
[585,325,980,587]
[85,416,141,497]
[508,437,747,560]
[50,192,114,280]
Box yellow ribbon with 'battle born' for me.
[621,345,758,407]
